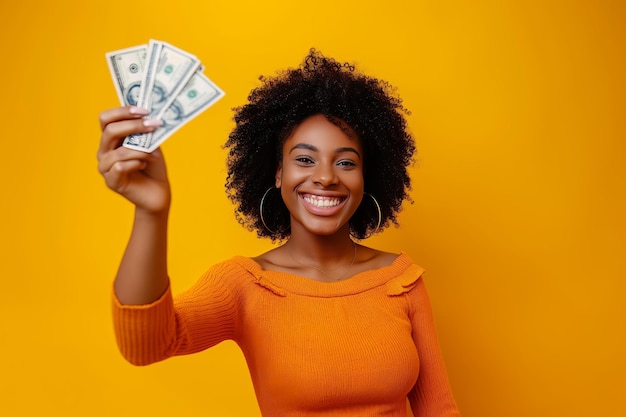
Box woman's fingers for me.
[99,106,149,130]
[102,159,147,193]
[98,106,163,155]
[97,146,152,175]
[99,119,163,155]
[100,149,171,213]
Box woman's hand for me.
[97,106,171,214]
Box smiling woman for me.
[97,49,460,416]
[274,115,365,241]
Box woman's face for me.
[275,114,364,237]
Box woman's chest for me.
[238,292,420,410]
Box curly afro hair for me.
[225,49,415,241]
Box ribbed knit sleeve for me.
[406,278,461,417]
[111,261,242,366]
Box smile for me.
[300,193,346,208]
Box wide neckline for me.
[232,252,421,297]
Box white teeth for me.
[303,195,343,208]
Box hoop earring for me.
[260,186,277,234]
[365,193,382,235]
[351,193,382,239]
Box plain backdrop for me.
[1,1,624,416]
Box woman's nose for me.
[311,162,338,186]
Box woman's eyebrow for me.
[289,143,361,159]
[289,143,318,153]
[336,147,361,159]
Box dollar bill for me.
[150,41,201,115]
[123,70,225,153]
[106,44,147,106]
[134,39,162,112]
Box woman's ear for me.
[275,163,282,188]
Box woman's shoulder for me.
[250,246,289,274]
[199,256,265,282]
[357,246,401,270]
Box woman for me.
[98,49,461,417]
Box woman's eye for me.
[337,160,357,167]
[295,157,314,164]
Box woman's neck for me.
[287,223,354,257]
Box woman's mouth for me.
[300,193,346,208]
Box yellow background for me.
[1,1,624,416]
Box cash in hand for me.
[106,39,225,153]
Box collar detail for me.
[385,264,424,296]
[232,253,421,298]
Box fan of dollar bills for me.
[106,39,225,153]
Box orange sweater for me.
[112,253,460,417]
